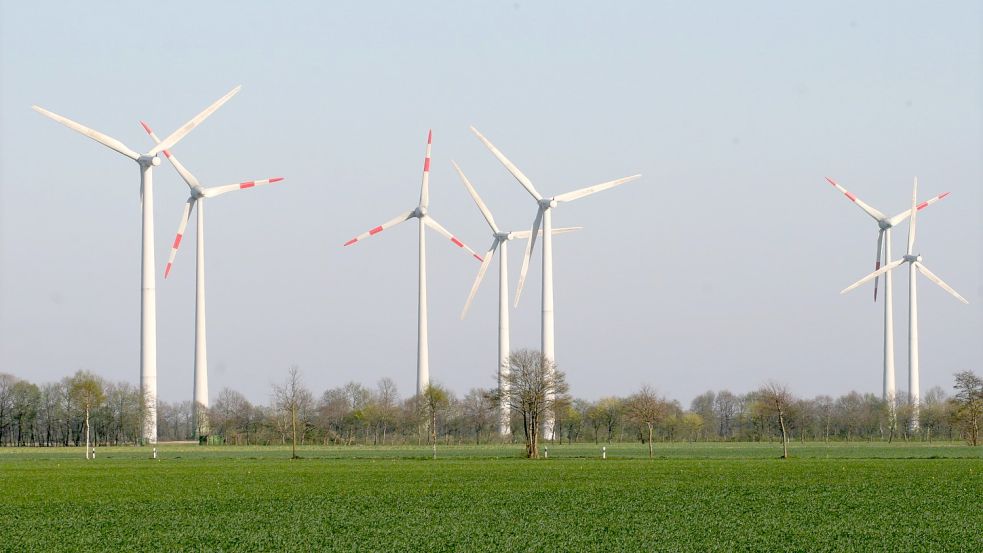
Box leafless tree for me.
[462,388,494,445]
[625,385,671,458]
[756,382,793,459]
[273,366,312,458]
[492,349,569,458]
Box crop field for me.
[2,442,981,552]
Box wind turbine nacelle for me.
[904,254,922,263]
[138,155,161,167]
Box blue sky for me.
[1,1,979,404]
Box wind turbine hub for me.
[191,187,205,199]
[138,155,161,168]
[498,232,512,240]
[414,207,426,218]
[878,220,892,230]
[904,254,921,263]
[539,198,556,208]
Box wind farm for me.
[1,3,980,552]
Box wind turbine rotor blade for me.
[32,105,141,161]
[422,216,483,261]
[461,239,499,319]
[343,209,416,246]
[164,198,196,278]
[420,130,431,209]
[553,174,642,203]
[452,160,500,233]
[514,206,544,307]
[907,177,918,255]
[511,226,582,239]
[873,229,884,302]
[140,121,202,190]
[824,177,887,222]
[148,85,241,156]
[469,126,543,201]
[914,262,969,304]
[840,259,905,295]
[203,177,285,198]
[886,191,951,227]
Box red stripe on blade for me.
[423,158,430,172]
[938,192,951,200]
[240,181,255,189]
[916,201,928,210]
[269,177,284,183]
[140,121,153,134]
[344,238,357,246]
[164,263,172,278]
[427,130,432,144]
[369,226,384,235]
[173,234,183,249]
[844,192,856,202]
[825,177,837,187]
[473,254,483,262]
[163,150,172,158]
[451,237,464,247]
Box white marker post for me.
[602,446,606,460]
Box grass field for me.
[2,442,981,552]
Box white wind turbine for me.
[841,178,967,430]
[470,126,640,439]
[825,177,949,410]
[141,120,284,439]
[33,86,241,443]
[452,161,580,436]
[344,131,482,395]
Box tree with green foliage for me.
[421,383,450,459]
[951,370,982,446]
[756,383,793,459]
[69,371,105,459]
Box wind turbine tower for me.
[33,86,241,443]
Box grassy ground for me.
[1,442,981,552]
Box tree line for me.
[1,360,979,451]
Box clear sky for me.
[1,1,980,406]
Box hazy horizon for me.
[1,1,980,407]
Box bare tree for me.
[952,370,982,446]
[492,350,569,459]
[625,385,670,458]
[756,382,793,459]
[69,371,105,459]
[273,366,311,458]
[462,388,494,445]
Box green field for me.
[2,443,981,552]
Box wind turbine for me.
[452,161,580,436]
[141,120,284,440]
[825,177,949,410]
[841,178,967,430]
[469,126,640,439]
[33,86,241,443]
[344,131,482,395]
